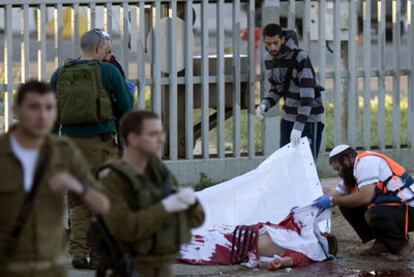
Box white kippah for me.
[329,144,351,158]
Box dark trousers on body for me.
[340,205,414,254]
[280,119,324,160]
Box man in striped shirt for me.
[256,24,324,160]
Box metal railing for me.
[0,0,413,183]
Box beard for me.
[268,50,279,56]
[265,47,279,57]
[340,164,357,191]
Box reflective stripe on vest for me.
[355,151,409,204]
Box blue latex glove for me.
[312,195,333,209]
[126,81,136,97]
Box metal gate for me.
[0,0,413,184]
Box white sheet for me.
[263,206,331,261]
[180,206,331,265]
[195,138,326,231]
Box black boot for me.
[71,256,89,269]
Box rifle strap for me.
[159,164,172,200]
[2,142,51,258]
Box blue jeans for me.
[280,119,325,160]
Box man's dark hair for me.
[262,24,284,38]
[329,147,358,165]
[120,111,160,145]
[16,79,53,105]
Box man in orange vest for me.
[312,145,414,260]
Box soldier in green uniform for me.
[0,80,109,277]
[99,111,205,277]
[50,29,133,268]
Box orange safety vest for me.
[355,151,414,238]
[356,151,406,201]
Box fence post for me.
[200,0,209,159]
[169,0,178,160]
[216,0,225,159]
[72,3,80,58]
[378,0,386,150]
[262,0,280,156]
[232,0,241,158]
[137,0,146,110]
[247,0,256,158]
[319,0,327,152]
[392,0,402,149]
[38,4,47,81]
[21,4,30,82]
[409,0,414,148]
[333,0,342,146]
[152,1,162,115]
[184,0,194,159]
[121,2,129,78]
[4,4,13,131]
[348,0,358,148]
[363,0,372,150]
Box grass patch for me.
[1,74,409,153]
[190,95,410,153]
[324,95,409,149]
[193,172,217,191]
[136,87,409,154]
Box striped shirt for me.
[262,30,324,132]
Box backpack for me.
[56,60,114,125]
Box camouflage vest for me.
[99,160,191,256]
[56,60,114,125]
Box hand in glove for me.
[176,187,197,206]
[290,129,302,147]
[256,104,267,120]
[126,81,136,94]
[161,193,189,213]
[312,195,333,209]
